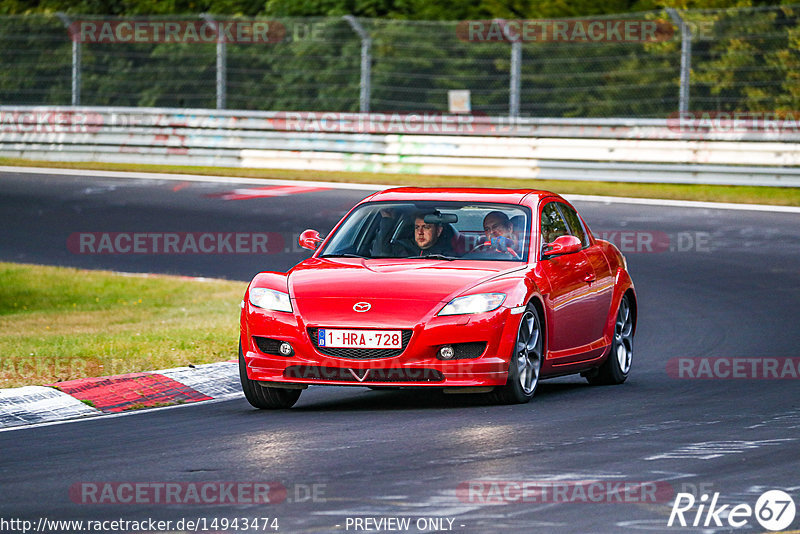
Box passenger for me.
[482,211,517,253]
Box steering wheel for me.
[469,241,521,260]
[390,237,418,256]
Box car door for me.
[558,202,614,345]
[535,200,603,360]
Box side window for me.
[558,204,589,247]
[540,202,570,246]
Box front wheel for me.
[239,341,301,409]
[490,304,543,404]
[587,294,634,385]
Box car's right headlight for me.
[248,288,292,312]
[438,293,506,316]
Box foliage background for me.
[0,0,797,117]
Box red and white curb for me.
[0,386,99,427]
[0,361,240,430]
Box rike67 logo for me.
[668,490,796,531]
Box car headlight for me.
[438,293,506,316]
[248,288,292,312]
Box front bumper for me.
[241,304,519,387]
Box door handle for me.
[583,272,596,283]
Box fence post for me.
[343,15,371,113]
[495,20,522,118]
[201,14,226,109]
[56,13,81,106]
[510,40,521,118]
[667,8,692,114]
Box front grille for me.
[307,328,413,359]
[253,336,286,356]
[284,365,444,383]
[450,342,487,360]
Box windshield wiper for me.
[416,254,457,261]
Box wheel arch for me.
[624,286,638,336]
[525,293,547,360]
[604,268,636,344]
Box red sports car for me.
[239,188,636,408]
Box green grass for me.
[0,262,244,388]
[2,157,799,207]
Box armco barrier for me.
[1,106,799,186]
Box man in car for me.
[482,211,518,253]
[372,210,452,257]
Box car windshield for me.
[319,201,530,261]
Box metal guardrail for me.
[1,106,799,187]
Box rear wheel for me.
[239,341,301,409]
[490,304,543,404]
[587,294,633,385]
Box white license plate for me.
[318,329,402,349]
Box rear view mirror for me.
[424,213,458,224]
[299,229,324,250]
[542,235,582,258]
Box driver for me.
[373,210,452,257]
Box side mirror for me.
[298,229,323,251]
[542,235,582,258]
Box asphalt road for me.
[1,168,799,534]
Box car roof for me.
[363,187,561,205]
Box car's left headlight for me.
[248,288,293,312]
[438,293,506,316]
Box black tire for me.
[587,294,634,385]
[239,341,301,409]
[489,303,543,404]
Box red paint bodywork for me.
[241,188,636,389]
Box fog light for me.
[279,342,294,356]
[438,345,455,360]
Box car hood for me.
[288,257,523,327]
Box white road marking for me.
[564,193,800,214]
[3,165,800,213]
[0,165,388,191]
[644,438,796,461]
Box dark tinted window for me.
[558,204,589,247]
[540,202,570,245]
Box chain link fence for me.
[0,5,798,118]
